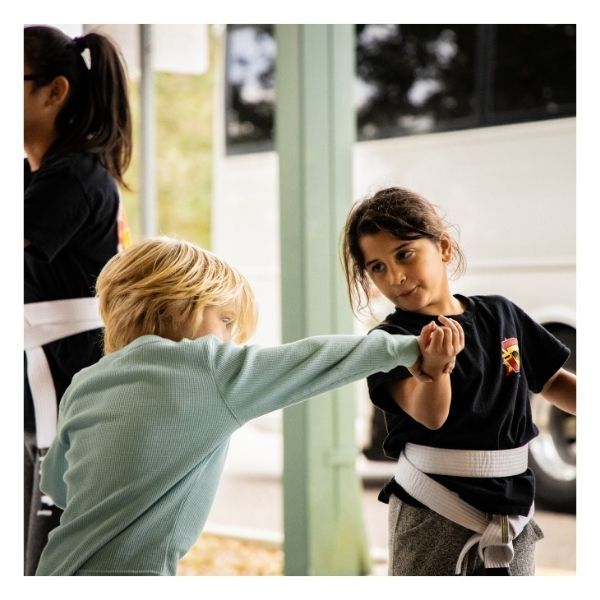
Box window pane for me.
[491,25,576,120]
[226,25,275,153]
[356,25,478,140]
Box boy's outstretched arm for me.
[207,330,421,424]
[540,368,576,415]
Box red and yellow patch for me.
[501,337,520,375]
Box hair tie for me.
[74,36,92,70]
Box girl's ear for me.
[439,233,452,263]
[46,75,70,110]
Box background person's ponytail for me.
[24,26,132,188]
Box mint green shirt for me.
[36,330,418,575]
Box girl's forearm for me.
[541,368,576,415]
[388,373,452,430]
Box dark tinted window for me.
[356,25,478,139]
[224,24,576,154]
[225,25,275,153]
[490,24,576,121]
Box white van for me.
[212,24,576,512]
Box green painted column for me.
[275,24,371,576]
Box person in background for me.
[24,25,132,575]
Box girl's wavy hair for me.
[24,26,132,188]
[96,237,258,353]
[341,187,466,316]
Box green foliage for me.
[120,34,218,249]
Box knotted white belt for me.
[395,443,532,575]
[24,298,103,449]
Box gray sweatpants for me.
[388,495,544,576]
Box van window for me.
[224,24,576,154]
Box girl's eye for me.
[223,318,234,328]
[370,263,384,274]
[396,250,413,261]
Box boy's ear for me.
[440,233,452,263]
[46,75,70,109]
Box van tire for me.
[528,324,576,513]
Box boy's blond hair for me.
[96,237,257,353]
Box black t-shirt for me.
[24,153,121,433]
[367,294,570,516]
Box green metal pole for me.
[276,24,371,576]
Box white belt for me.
[25,298,103,449]
[404,442,529,477]
[394,444,532,575]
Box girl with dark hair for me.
[24,25,132,575]
[342,186,576,576]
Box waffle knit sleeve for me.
[207,329,419,424]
